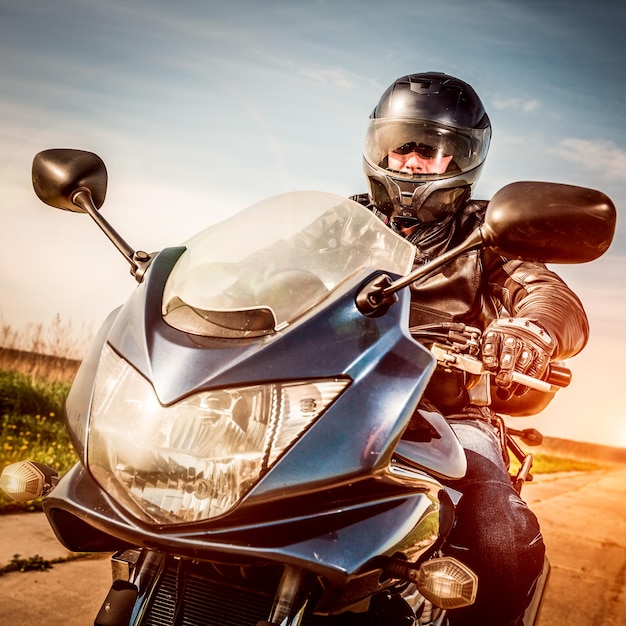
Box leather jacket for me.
[352,194,589,414]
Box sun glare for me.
[617,423,626,449]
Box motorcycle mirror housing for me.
[357,180,617,317]
[482,181,616,264]
[32,148,108,212]
[31,148,153,282]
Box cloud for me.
[549,138,626,182]
[492,97,541,113]
[299,66,360,89]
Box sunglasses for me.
[391,142,441,159]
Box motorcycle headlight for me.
[87,344,349,524]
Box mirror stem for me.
[381,229,484,297]
[356,229,484,318]
[71,188,152,282]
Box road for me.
[524,467,626,625]
[0,467,625,625]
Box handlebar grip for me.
[511,363,572,393]
[545,363,572,388]
[510,372,553,393]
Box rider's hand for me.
[482,318,555,398]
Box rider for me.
[352,72,589,625]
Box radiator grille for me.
[141,570,177,626]
[140,560,406,626]
[142,565,331,626]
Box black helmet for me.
[363,72,491,225]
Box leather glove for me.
[482,318,555,398]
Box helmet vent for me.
[410,78,439,94]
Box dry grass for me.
[0,314,92,383]
[0,348,80,384]
[511,452,609,475]
[0,316,88,511]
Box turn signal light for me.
[416,556,478,609]
[0,461,58,502]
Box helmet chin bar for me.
[411,186,471,223]
[365,159,479,224]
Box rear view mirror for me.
[32,148,107,212]
[357,180,617,317]
[31,148,152,282]
[482,181,616,263]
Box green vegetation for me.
[0,553,54,574]
[0,369,77,513]
[0,552,92,576]
[529,453,608,474]
[0,316,87,512]
[509,451,609,476]
[0,368,69,417]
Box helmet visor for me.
[364,119,490,182]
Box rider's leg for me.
[443,418,545,626]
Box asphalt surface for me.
[0,468,625,625]
[0,513,111,625]
[524,467,626,625]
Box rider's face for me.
[388,142,453,175]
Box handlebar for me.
[510,363,571,393]
[412,322,572,394]
[430,342,571,393]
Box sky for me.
[0,0,624,447]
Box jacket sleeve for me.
[483,252,589,359]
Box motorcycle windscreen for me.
[161,191,415,338]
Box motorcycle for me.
[1,149,616,626]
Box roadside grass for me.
[0,316,89,511]
[0,369,77,513]
[1,314,91,366]
[509,451,609,476]
[529,453,608,474]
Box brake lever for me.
[430,343,565,394]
